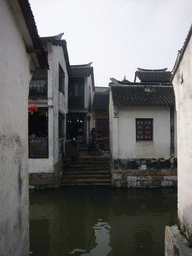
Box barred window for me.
[136,119,153,141]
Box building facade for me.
[0,0,47,254]
[165,25,192,255]
[109,70,177,188]
[28,34,70,188]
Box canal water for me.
[29,187,177,256]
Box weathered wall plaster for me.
[172,31,192,244]
[0,1,31,254]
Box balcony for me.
[29,80,47,100]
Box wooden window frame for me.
[136,118,153,141]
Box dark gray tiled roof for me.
[111,85,175,107]
[93,93,109,110]
[95,87,110,93]
[18,0,48,69]
[135,68,171,83]
[40,33,64,42]
[70,65,93,77]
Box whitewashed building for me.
[109,69,177,188]
[0,0,48,254]
[165,25,192,255]
[28,34,70,187]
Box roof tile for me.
[93,93,109,110]
[111,85,175,107]
[135,68,171,82]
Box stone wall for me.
[112,169,177,188]
[165,225,192,255]
[29,159,63,189]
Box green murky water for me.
[29,187,177,256]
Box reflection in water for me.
[88,220,111,256]
[29,187,177,256]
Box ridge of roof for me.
[109,78,172,87]
[137,68,168,72]
[70,62,93,68]
[40,33,64,41]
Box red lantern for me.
[28,104,38,114]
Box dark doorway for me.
[96,118,109,137]
[67,113,85,142]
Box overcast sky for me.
[29,0,191,86]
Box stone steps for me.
[63,170,110,175]
[62,154,111,186]
[62,174,111,179]
[61,178,111,186]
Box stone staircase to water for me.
[61,152,111,186]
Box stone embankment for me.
[29,171,61,189]
[112,169,177,188]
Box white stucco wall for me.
[172,33,192,238]
[119,107,172,159]
[0,1,31,254]
[109,92,176,160]
[109,90,119,159]
[28,44,68,173]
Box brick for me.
[127,176,137,182]
[161,180,173,187]
[41,173,53,179]
[113,173,122,180]
[161,169,174,176]
[121,181,127,188]
[165,176,177,181]
[142,181,153,187]
[116,181,121,188]
[151,176,164,181]
[137,176,150,181]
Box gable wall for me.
[172,33,192,242]
[0,1,32,254]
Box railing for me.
[29,80,47,99]
[29,138,48,158]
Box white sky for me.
[29,0,192,86]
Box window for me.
[59,64,65,94]
[28,108,48,158]
[59,113,65,138]
[136,119,153,141]
[69,84,84,97]
[29,70,47,99]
